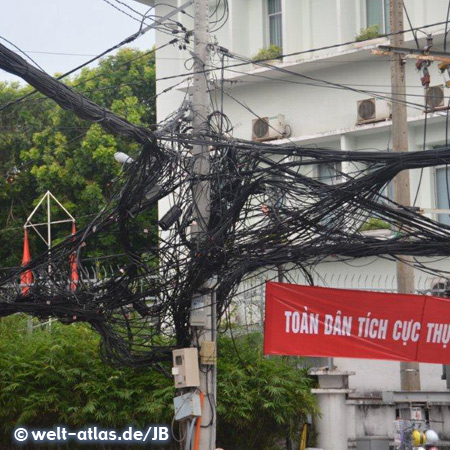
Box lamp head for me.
[114,152,134,164]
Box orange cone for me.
[20,229,33,295]
[70,222,79,291]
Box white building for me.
[137,1,450,449]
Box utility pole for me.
[191,0,216,449]
[390,0,421,391]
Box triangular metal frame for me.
[24,191,75,250]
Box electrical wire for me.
[2,13,450,370]
[0,13,185,113]
[2,124,450,367]
[403,2,420,50]
[72,18,450,93]
[445,0,450,51]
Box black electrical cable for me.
[77,18,450,94]
[0,22,182,113]
[3,19,450,369]
[403,2,420,50]
[445,0,450,51]
[0,41,162,144]
[413,108,428,207]
[3,132,450,367]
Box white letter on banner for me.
[393,320,402,341]
[324,315,333,335]
[285,311,292,333]
[292,312,300,333]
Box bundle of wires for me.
[2,129,450,367]
[2,34,450,368]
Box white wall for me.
[152,0,450,396]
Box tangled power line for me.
[2,10,450,368]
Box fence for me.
[232,270,450,333]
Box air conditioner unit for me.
[425,85,446,111]
[252,114,286,141]
[357,98,391,124]
[429,277,450,297]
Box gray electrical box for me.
[173,392,202,421]
[356,436,390,450]
[190,294,207,327]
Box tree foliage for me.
[0,47,318,450]
[0,317,317,450]
[0,48,157,268]
[0,316,174,450]
[217,333,317,450]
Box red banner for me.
[263,282,450,364]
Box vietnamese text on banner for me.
[263,282,450,364]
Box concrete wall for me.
[347,400,450,443]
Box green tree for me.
[0,48,157,268]
[0,317,317,450]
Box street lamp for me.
[114,152,135,164]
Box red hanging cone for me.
[20,229,33,295]
[70,222,79,291]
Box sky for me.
[0,0,155,83]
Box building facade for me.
[137,0,450,448]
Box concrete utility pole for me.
[191,0,216,449]
[390,0,421,391]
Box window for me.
[317,163,342,226]
[318,162,342,185]
[386,180,394,200]
[365,162,394,201]
[268,0,282,48]
[435,166,450,225]
[366,0,390,34]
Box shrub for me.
[217,333,317,450]
[252,45,283,62]
[359,217,391,231]
[0,317,174,449]
[355,25,381,42]
[0,318,317,450]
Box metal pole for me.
[277,264,285,283]
[191,0,215,449]
[47,191,51,252]
[46,191,52,330]
[47,191,52,276]
[390,0,420,391]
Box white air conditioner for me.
[425,85,446,111]
[429,277,450,297]
[357,98,391,124]
[252,114,286,142]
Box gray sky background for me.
[0,0,155,83]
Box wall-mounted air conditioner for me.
[425,85,447,111]
[429,278,450,297]
[252,114,286,142]
[357,98,391,125]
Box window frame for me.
[267,0,283,49]
[317,162,343,186]
[434,164,450,225]
[365,0,390,34]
